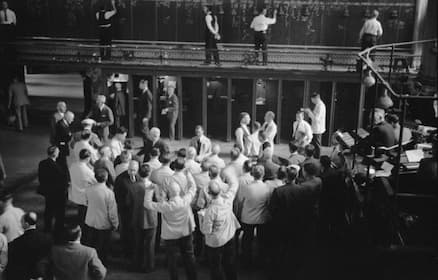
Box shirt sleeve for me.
[377,21,383,36]
[88,249,107,280]
[107,191,119,229]
[200,208,214,235]
[205,14,216,35]
[266,16,276,25]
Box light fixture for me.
[376,89,394,109]
[362,69,376,88]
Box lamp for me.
[363,69,376,87]
[376,89,394,109]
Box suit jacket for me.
[51,242,106,280]
[370,121,396,148]
[37,158,69,198]
[258,159,280,181]
[114,171,141,218]
[87,104,114,128]
[54,120,72,157]
[166,94,179,117]
[138,89,152,119]
[189,135,212,161]
[6,229,52,280]
[125,179,146,230]
[139,138,170,162]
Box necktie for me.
[196,139,201,155]
[3,10,7,22]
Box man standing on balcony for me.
[359,9,383,51]
[96,0,117,59]
[250,6,277,65]
[203,5,221,66]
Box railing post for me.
[394,98,407,195]
[388,45,395,84]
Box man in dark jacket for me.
[87,95,114,142]
[54,111,75,171]
[369,108,396,148]
[162,82,179,141]
[38,146,69,234]
[139,127,170,163]
[5,212,52,280]
[138,79,153,135]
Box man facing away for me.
[51,224,107,280]
[84,169,118,265]
[304,92,326,158]
[359,9,383,51]
[261,111,277,149]
[144,176,198,280]
[96,0,117,59]
[200,181,240,280]
[38,146,69,234]
[203,5,221,66]
[0,191,24,243]
[250,6,277,65]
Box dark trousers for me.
[86,227,111,265]
[361,34,377,51]
[254,31,268,64]
[311,133,322,158]
[207,238,238,280]
[44,196,66,234]
[77,204,88,241]
[131,227,157,271]
[241,223,268,265]
[167,113,178,141]
[205,34,220,64]
[193,208,205,259]
[164,234,197,280]
[99,26,112,58]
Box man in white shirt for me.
[146,148,162,172]
[150,153,174,190]
[202,5,220,66]
[261,111,277,149]
[292,110,313,148]
[185,147,201,175]
[68,149,96,234]
[96,0,117,59]
[72,131,99,163]
[0,1,16,25]
[304,92,326,158]
[0,192,24,242]
[250,6,277,65]
[359,9,383,50]
[110,127,127,161]
[239,165,271,266]
[144,175,197,280]
[189,125,212,162]
[85,169,118,264]
[221,148,244,188]
[200,181,240,280]
[205,144,226,170]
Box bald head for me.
[128,160,139,177]
[150,127,161,142]
[187,147,197,160]
[64,111,75,124]
[166,181,181,198]
[208,180,221,198]
[56,101,67,113]
[212,144,221,155]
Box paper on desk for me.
[405,149,424,163]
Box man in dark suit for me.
[51,224,107,280]
[369,108,396,148]
[54,111,75,171]
[114,160,141,259]
[5,212,52,280]
[258,147,279,181]
[162,82,179,141]
[87,95,114,142]
[139,127,170,163]
[38,146,69,234]
[138,79,153,135]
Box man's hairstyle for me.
[139,164,151,178]
[208,165,220,178]
[64,224,82,242]
[303,162,319,177]
[265,111,275,119]
[200,160,210,172]
[239,112,249,122]
[47,145,58,157]
[372,9,379,18]
[120,150,131,162]
[150,147,160,158]
[124,142,133,150]
[296,110,304,116]
[304,144,315,158]
[96,95,106,102]
[187,147,197,159]
[286,166,298,181]
[95,168,108,183]
[79,149,91,160]
[116,127,128,135]
[233,144,242,153]
[208,181,221,197]
[230,148,240,161]
[277,166,287,180]
[288,141,298,153]
[243,160,253,173]
[262,141,271,151]
[177,148,186,158]
[252,165,265,180]
[310,92,320,98]
[150,127,160,136]
[160,152,172,164]
[80,131,91,140]
[386,113,399,124]
[319,155,332,169]
[257,5,266,14]
[22,212,37,226]
[173,158,186,171]
[195,125,203,131]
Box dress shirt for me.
[250,14,276,32]
[293,120,313,145]
[309,100,326,134]
[146,157,162,172]
[235,125,252,156]
[262,121,277,146]
[115,162,129,177]
[73,140,98,163]
[69,161,96,206]
[0,9,16,25]
[85,183,119,230]
[144,183,196,240]
[150,165,174,188]
[110,138,124,160]
[0,205,24,242]
[200,196,240,248]
[240,180,271,225]
[185,159,201,175]
[359,18,383,37]
[171,171,189,195]
[205,155,226,170]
